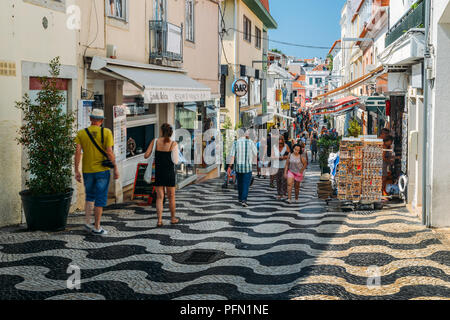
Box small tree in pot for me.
[16,57,76,231]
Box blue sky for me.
[268,0,346,59]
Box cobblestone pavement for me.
[1,163,450,300]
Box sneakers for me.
[242,202,248,207]
[84,223,94,231]
[91,227,108,235]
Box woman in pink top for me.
[284,144,307,203]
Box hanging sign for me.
[281,103,290,110]
[276,89,282,102]
[232,79,248,97]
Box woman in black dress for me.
[145,123,179,227]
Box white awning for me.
[90,56,211,104]
[273,112,295,121]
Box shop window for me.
[106,0,128,21]
[124,102,156,119]
[175,102,199,182]
[185,0,195,42]
[243,16,251,42]
[126,124,155,158]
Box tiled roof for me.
[292,81,305,89]
[312,64,328,71]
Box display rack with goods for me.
[337,137,383,203]
[361,139,383,202]
[337,138,363,201]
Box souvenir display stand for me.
[335,137,384,211]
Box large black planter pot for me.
[19,189,73,232]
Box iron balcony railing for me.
[149,20,183,62]
[385,0,425,48]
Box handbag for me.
[144,139,157,184]
[85,128,115,169]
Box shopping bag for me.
[144,141,156,184]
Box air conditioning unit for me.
[107,44,117,59]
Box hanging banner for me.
[276,89,282,102]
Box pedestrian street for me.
[1,162,450,300]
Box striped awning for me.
[311,96,361,115]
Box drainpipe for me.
[234,0,238,126]
[422,0,431,226]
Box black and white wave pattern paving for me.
[1,163,450,300]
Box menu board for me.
[113,105,127,162]
[132,163,155,200]
[77,100,94,130]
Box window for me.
[185,0,194,42]
[106,0,127,20]
[220,75,226,108]
[23,0,66,12]
[243,16,251,42]
[251,79,261,105]
[309,78,313,85]
[255,27,262,49]
[154,0,167,21]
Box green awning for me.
[364,96,386,114]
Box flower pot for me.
[19,188,73,232]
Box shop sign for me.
[144,89,211,104]
[281,103,290,110]
[232,79,248,97]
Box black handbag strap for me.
[85,128,108,159]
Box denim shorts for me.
[83,170,111,207]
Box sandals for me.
[157,218,180,227]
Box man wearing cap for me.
[74,109,119,235]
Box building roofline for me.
[242,0,278,29]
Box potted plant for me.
[347,118,362,138]
[16,57,76,231]
[318,134,341,174]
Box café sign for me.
[232,79,248,97]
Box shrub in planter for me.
[318,134,341,174]
[16,57,76,231]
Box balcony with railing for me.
[149,20,183,65]
[385,0,425,48]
